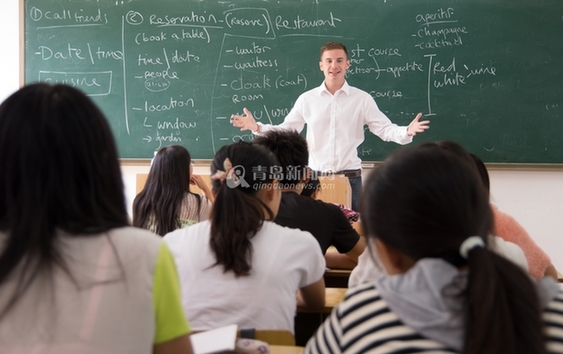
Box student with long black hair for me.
[305,145,563,354]
[0,83,193,354]
[164,141,326,333]
[133,145,212,236]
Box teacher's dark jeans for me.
[348,175,362,212]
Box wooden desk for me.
[297,288,347,314]
[270,345,304,354]
[324,268,352,288]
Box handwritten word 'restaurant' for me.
[275,12,341,30]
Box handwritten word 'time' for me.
[275,12,341,30]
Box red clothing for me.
[492,204,551,279]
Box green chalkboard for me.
[24,0,563,163]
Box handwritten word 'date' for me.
[275,12,341,30]
[171,50,200,63]
[230,74,271,91]
[36,44,84,61]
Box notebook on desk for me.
[190,324,238,354]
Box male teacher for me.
[231,42,430,211]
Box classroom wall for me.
[3,0,562,272]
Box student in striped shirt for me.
[305,145,563,354]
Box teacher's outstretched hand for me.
[407,113,430,137]
[231,107,259,133]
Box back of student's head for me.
[301,177,321,198]
[0,83,128,318]
[470,152,490,193]
[360,145,546,354]
[210,141,279,277]
[419,141,491,195]
[252,129,308,185]
[133,145,199,235]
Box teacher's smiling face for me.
[319,48,350,86]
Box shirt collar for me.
[318,80,350,95]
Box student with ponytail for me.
[164,141,325,333]
[305,145,563,354]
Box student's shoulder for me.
[95,226,165,264]
[108,226,162,248]
[291,193,341,211]
[163,220,210,244]
[262,220,319,244]
[336,281,386,315]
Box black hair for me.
[0,83,129,319]
[470,152,491,194]
[133,145,202,236]
[252,129,309,185]
[360,145,546,354]
[209,141,279,277]
[300,177,320,198]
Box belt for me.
[315,169,361,178]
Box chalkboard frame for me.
[20,0,563,167]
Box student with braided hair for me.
[305,145,563,354]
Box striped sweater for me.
[304,282,563,353]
